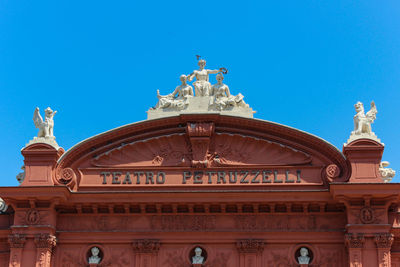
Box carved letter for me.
[182,171,191,184]
[217,172,226,184]
[112,172,122,184]
[193,171,203,184]
[134,171,144,184]
[296,170,301,183]
[156,172,166,184]
[229,171,238,183]
[100,172,110,184]
[240,171,249,183]
[251,171,260,183]
[273,170,282,183]
[206,171,216,184]
[262,170,272,183]
[285,170,294,183]
[146,172,155,184]
[123,172,132,184]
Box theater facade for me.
[0,60,398,267]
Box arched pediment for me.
[56,114,350,189]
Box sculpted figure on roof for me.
[33,107,57,138]
[147,57,255,119]
[187,57,226,96]
[26,107,60,149]
[155,74,194,110]
[346,101,381,144]
[211,73,249,111]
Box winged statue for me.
[352,101,377,135]
[33,107,57,138]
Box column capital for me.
[34,233,57,250]
[236,239,265,253]
[374,233,394,249]
[132,239,160,254]
[8,234,27,248]
[345,233,365,249]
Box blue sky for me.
[0,0,399,186]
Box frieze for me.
[350,207,385,224]
[26,209,41,225]
[15,209,49,226]
[150,215,216,231]
[100,250,130,266]
[204,252,230,267]
[132,239,160,254]
[163,250,187,267]
[57,214,345,232]
[57,215,135,231]
[89,168,316,186]
[236,239,265,253]
[266,250,291,266]
[234,214,341,231]
[61,251,84,267]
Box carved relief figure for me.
[192,247,204,264]
[33,107,57,138]
[297,247,311,264]
[210,73,248,110]
[352,101,377,136]
[88,247,101,264]
[26,209,40,224]
[156,74,194,110]
[187,58,224,96]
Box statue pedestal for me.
[299,264,308,267]
[89,264,98,267]
[192,264,203,267]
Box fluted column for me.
[374,233,393,267]
[236,239,265,267]
[34,234,57,267]
[132,239,160,267]
[8,234,26,267]
[345,233,365,267]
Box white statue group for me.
[154,57,248,111]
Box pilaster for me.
[345,233,365,267]
[8,234,26,267]
[374,233,393,267]
[34,233,57,267]
[236,239,265,267]
[132,239,160,267]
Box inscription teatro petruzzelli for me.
[99,169,303,185]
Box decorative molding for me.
[34,234,57,250]
[55,167,76,187]
[374,233,394,248]
[325,164,340,180]
[186,122,215,137]
[132,239,160,254]
[91,133,190,167]
[345,233,365,249]
[186,122,215,167]
[236,239,265,253]
[8,234,27,248]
